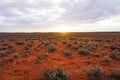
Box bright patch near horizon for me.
[52,26,72,32]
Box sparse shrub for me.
[25,46,30,50]
[69,37,75,40]
[13,53,20,58]
[91,54,100,57]
[0,51,6,57]
[79,42,84,47]
[8,45,13,49]
[84,66,104,79]
[35,47,40,51]
[110,68,120,80]
[52,41,57,45]
[23,50,29,56]
[110,44,120,51]
[27,42,33,47]
[73,41,77,44]
[38,67,69,80]
[25,42,33,50]
[103,56,111,62]
[79,49,90,56]
[44,42,49,46]
[110,52,120,60]
[87,42,98,51]
[62,49,71,56]
[62,41,66,44]
[88,46,97,51]
[48,44,57,52]
[72,45,79,50]
[39,39,42,42]
[0,45,7,50]
[3,57,14,63]
[15,41,24,45]
[66,43,72,48]
[106,39,111,42]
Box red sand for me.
[0,32,120,80]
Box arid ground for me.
[0,32,120,80]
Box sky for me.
[0,0,120,32]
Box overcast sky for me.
[0,0,120,32]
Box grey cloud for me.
[59,0,120,22]
[0,0,56,24]
[0,0,120,32]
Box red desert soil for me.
[0,32,120,80]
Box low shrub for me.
[110,44,120,51]
[15,41,24,45]
[72,45,79,50]
[66,43,72,48]
[23,50,29,56]
[103,56,111,62]
[44,42,49,46]
[0,45,7,50]
[38,67,69,80]
[48,44,57,53]
[79,42,84,47]
[84,66,104,80]
[62,49,71,56]
[110,68,120,80]
[0,51,6,57]
[79,49,90,56]
[110,52,120,60]
[27,42,33,47]
[8,45,13,49]
[13,53,20,58]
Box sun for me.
[53,26,72,32]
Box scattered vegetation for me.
[0,33,120,80]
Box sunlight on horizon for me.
[52,25,73,32]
